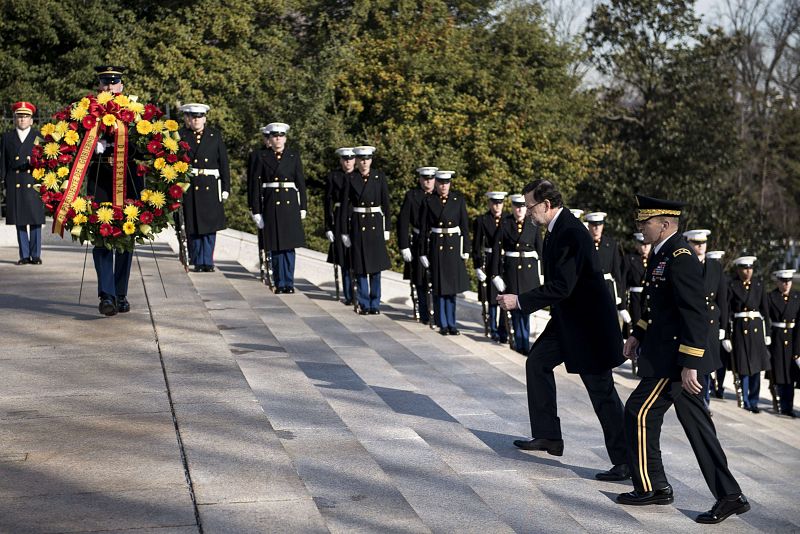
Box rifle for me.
[765,327,780,411]
[334,262,341,301]
[257,183,274,292]
[505,308,516,352]
[257,226,267,284]
[480,253,490,337]
[426,267,435,329]
[728,334,745,408]
[174,207,190,272]
[410,280,419,321]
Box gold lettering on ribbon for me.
[113,120,128,207]
[53,123,100,236]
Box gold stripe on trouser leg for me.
[637,378,669,492]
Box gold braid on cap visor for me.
[636,209,682,222]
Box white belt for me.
[191,168,220,177]
[604,273,614,281]
[333,202,341,209]
[412,226,420,234]
[352,206,383,214]
[483,247,493,254]
[603,273,621,305]
[772,322,795,329]
[734,311,763,319]
[629,286,644,293]
[263,181,296,189]
[504,251,539,259]
[430,227,460,235]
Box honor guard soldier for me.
[340,145,391,314]
[490,194,543,353]
[88,66,143,316]
[472,191,508,341]
[684,229,727,409]
[247,122,307,293]
[2,101,44,265]
[419,170,470,335]
[179,103,231,272]
[586,212,629,326]
[622,233,651,337]
[325,147,356,304]
[707,250,730,398]
[397,166,437,322]
[619,195,749,525]
[767,269,799,417]
[728,256,771,413]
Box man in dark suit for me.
[617,195,748,525]
[496,179,628,481]
[179,103,230,272]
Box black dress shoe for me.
[448,327,460,335]
[286,287,295,293]
[16,258,31,265]
[343,299,353,306]
[513,438,564,456]
[781,409,797,418]
[357,308,369,315]
[595,463,631,481]
[30,257,42,264]
[193,265,205,272]
[204,265,216,272]
[713,390,724,399]
[749,406,760,414]
[439,327,449,336]
[98,297,117,317]
[368,308,379,314]
[617,485,674,505]
[116,296,130,313]
[695,494,750,524]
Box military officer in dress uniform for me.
[706,250,731,398]
[248,122,307,293]
[622,233,651,338]
[179,103,230,272]
[767,269,799,417]
[472,191,508,341]
[87,66,142,316]
[618,195,749,525]
[419,170,470,335]
[340,145,391,314]
[727,256,771,413]
[325,147,356,304]
[684,229,727,410]
[1,101,44,265]
[491,194,543,353]
[397,166,437,322]
[586,212,629,326]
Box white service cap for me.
[486,191,508,201]
[335,147,355,157]
[706,250,725,260]
[416,166,438,176]
[585,212,607,223]
[509,194,525,205]
[353,145,376,156]
[434,170,454,181]
[569,209,584,219]
[683,229,712,242]
[180,103,210,114]
[773,269,796,280]
[261,122,290,135]
[733,256,757,267]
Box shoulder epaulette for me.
[673,248,691,257]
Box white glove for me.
[401,248,413,262]
[95,139,108,154]
[475,268,487,282]
[420,256,430,269]
[461,253,469,260]
[325,230,335,243]
[618,309,632,324]
[342,234,351,248]
[722,339,732,353]
[300,209,307,219]
[492,276,506,292]
[221,191,229,201]
[384,230,390,241]
[765,336,771,346]
[718,329,725,341]
[251,213,264,229]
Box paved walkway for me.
[1,234,798,533]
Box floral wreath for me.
[30,92,192,252]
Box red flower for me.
[113,208,123,221]
[168,185,184,199]
[82,115,97,129]
[136,164,150,177]
[58,154,73,165]
[65,145,78,153]
[52,192,63,202]
[40,192,51,203]
[47,159,58,169]
[69,121,79,130]
[89,102,104,117]
[143,104,157,121]
[111,226,123,237]
[154,106,165,118]
[91,201,99,209]
[89,214,99,224]
[139,211,154,224]
[32,145,43,157]
[99,224,113,236]
[181,154,191,163]
[105,101,120,114]
[155,150,166,159]
[133,200,144,208]
[166,154,178,163]
[146,140,161,154]
[66,208,76,219]
[118,109,135,123]
[153,208,163,216]
[152,132,163,142]
[179,141,190,150]
[168,202,181,212]
[54,110,68,121]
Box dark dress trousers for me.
[627,233,741,499]
[516,209,626,465]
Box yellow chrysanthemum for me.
[57,166,69,178]
[153,157,166,170]
[64,130,80,146]
[70,106,88,121]
[43,142,60,158]
[43,172,59,190]
[128,101,144,114]
[163,138,178,153]
[123,204,139,221]
[136,120,153,135]
[96,92,113,105]
[96,207,114,224]
[102,114,117,127]
[164,119,179,132]
[40,123,56,137]
[140,189,152,202]
[73,213,88,225]
[55,121,69,135]
[147,191,166,208]
[113,94,130,107]
[71,197,88,213]
[32,168,45,180]
[173,161,189,173]
[122,221,136,235]
[151,120,165,132]
[78,97,91,109]
[161,165,178,182]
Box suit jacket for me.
[632,234,710,378]
[518,209,623,374]
[179,126,230,235]
[1,129,44,225]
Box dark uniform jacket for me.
[180,126,230,235]
[623,252,647,327]
[596,234,625,309]
[491,214,543,296]
[247,146,307,251]
[728,277,771,376]
[419,190,470,296]
[767,288,800,384]
[325,168,352,266]
[85,135,141,206]
[339,169,390,275]
[701,258,728,372]
[1,129,44,225]
[632,233,710,378]
[518,209,623,375]
[397,187,431,286]
[472,211,504,303]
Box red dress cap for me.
[11,101,37,115]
